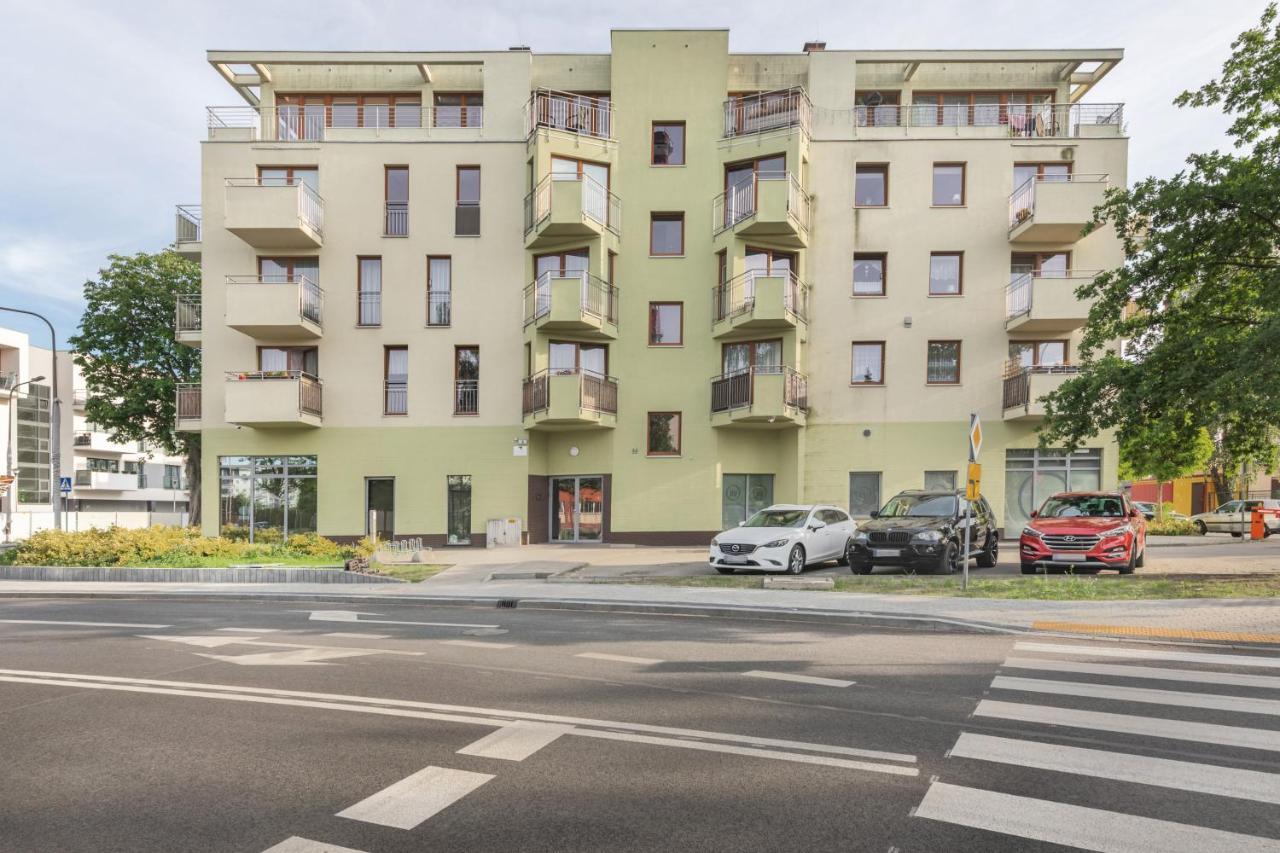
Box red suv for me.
[1019,491,1147,575]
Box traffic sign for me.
[967,412,983,462]
[59,476,72,495]
[965,462,982,501]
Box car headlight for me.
[1021,526,1043,539]
[853,532,869,543]
[1099,525,1132,539]
[913,530,942,542]
[762,538,792,549]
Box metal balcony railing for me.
[227,275,323,326]
[855,102,1125,137]
[710,365,808,414]
[521,369,617,417]
[71,388,88,407]
[1009,173,1109,230]
[524,90,613,140]
[455,201,480,236]
[454,379,479,415]
[225,177,325,236]
[175,293,202,334]
[430,105,484,128]
[1001,361,1081,410]
[712,171,810,236]
[723,87,811,138]
[383,381,407,415]
[224,370,323,417]
[358,292,382,327]
[522,271,618,327]
[384,202,408,236]
[427,291,451,327]
[522,173,621,236]
[209,104,482,140]
[712,270,808,325]
[175,204,202,243]
[1005,268,1101,321]
[175,383,201,420]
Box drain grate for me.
[496,599,519,609]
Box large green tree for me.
[1041,4,1280,502]
[70,250,202,522]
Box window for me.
[648,302,683,346]
[1011,251,1069,278]
[1013,163,1072,192]
[650,213,684,256]
[163,464,182,490]
[849,472,882,517]
[276,93,421,137]
[925,470,957,491]
[911,91,1054,130]
[722,339,781,374]
[384,346,407,415]
[427,256,452,327]
[855,91,900,127]
[433,92,483,128]
[258,256,318,283]
[927,341,961,384]
[929,252,963,295]
[258,346,319,376]
[1009,340,1068,368]
[122,460,139,475]
[652,122,685,165]
[357,257,382,326]
[550,341,608,375]
[932,163,965,206]
[646,412,682,456]
[855,164,888,207]
[257,166,318,190]
[384,167,408,236]
[86,457,119,473]
[456,166,480,236]
[851,342,885,385]
[723,155,786,227]
[218,455,318,542]
[853,253,886,296]
[15,383,50,504]
[454,346,479,415]
[447,475,472,544]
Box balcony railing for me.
[175,294,202,334]
[384,381,407,416]
[225,370,323,417]
[358,292,382,327]
[206,105,485,140]
[1009,173,1109,230]
[71,388,88,407]
[227,275,323,326]
[712,171,810,235]
[523,271,618,327]
[0,372,17,392]
[176,383,201,420]
[1005,268,1101,321]
[225,177,325,237]
[454,379,479,415]
[175,204,202,243]
[723,88,811,138]
[455,201,480,236]
[711,365,808,414]
[523,174,621,237]
[384,202,408,236]
[712,270,808,324]
[524,90,613,140]
[855,102,1124,137]
[73,432,91,447]
[1001,361,1081,410]
[521,369,618,416]
[427,291,451,327]
[430,106,484,128]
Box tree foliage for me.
[69,250,202,521]
[1040,4,1280,500]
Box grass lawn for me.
[369,563,450,582]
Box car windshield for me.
[1038,496,1125,518]
[742,509,808,528]
[878,494,957,518]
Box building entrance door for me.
[722,474,774,529]
[366,478,394,540]
[550,476,605,542]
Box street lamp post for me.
[0,308,61,532]
[5,375,46,543]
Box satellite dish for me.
[866,91,884,107]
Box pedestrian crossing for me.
[914,639,1280,851]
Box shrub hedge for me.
[12,526,359,567]
[1146,518,1201,536]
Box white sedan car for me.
[709,504,857,574]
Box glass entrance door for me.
[550,476,605,542]
[366,478,394,540]
[722,474,774,529]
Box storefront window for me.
[1004,448,1101,531]
[219,455,318,541]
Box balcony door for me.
[722,474,774,529]
[536,249,590,310]
[550,341,607,377]
[724,155,785,225]
[550,475,605,542]
[743,247,795,302]
[259,346,318,376]
[722,339,781,375]
[365,478,394,540]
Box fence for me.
[855,102,1124,137]
[723,88,811,138]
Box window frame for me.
[848,471,883,518]
[852,253,887,297]
[850,341,886,386]
[549,340,609,376]
[1009,339,1069,367]
[931,162,967,207]
[356,255,382,328]
[453,345,480,416]
[432,91,483,127]
[648,302,684,347]
[256,345,319,376]
[649,212,685,257]
[651,121,686,166]
[383,345,408,416]
[426,255,452,328]
[854,163,889,208]
[456,165,481,205]
[645,411,683,457]
[926,340,963,385]
[928,251,964,296]
[275,92,422,129]
[910,90,1057,126]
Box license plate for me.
[1052,553,1087,562]
[873,548,901,558]
[723,556,748,564]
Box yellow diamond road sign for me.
[968,413,983,462]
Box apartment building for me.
[177,31,1126,545]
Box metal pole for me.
[962,495,972,591]
[0,308,60,531]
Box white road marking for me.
[0,619,169,629]
[324,633,391,640]
[991,675,1280,717]
[1002,656,1280,690]
[914,782,1280,852]
[575,652,662,665]
[744,670,856,688]
[196,649,378,667]
[336,766,494,830]
[1014,641,1280,670]
[307,610,499,629]
[442,639,515,650]
[950,732,1280,805]
[261,837,368,853]
[139,634,257,648]
[972,700,1280,753]
[217,627,279,633]
[457,722,574,761]
[0,668,917,766]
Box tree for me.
[69,250,202,523]
[1040,4,1280,502]
[1118,422,1213,517]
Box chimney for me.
[803,41,826,53]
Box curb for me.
[0,566,403,584]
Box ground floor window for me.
[849,472,881,517]
[924,470,957,491]
[447,475,472,545]
[219,455,318,542]
[550,476,605,542]
[1005,448,1102,531]
[722,473,774,529]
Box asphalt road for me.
[1,596,1277,852]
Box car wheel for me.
[1020,562,1038,575]
[715,567,735,575]
[1194,520,1207,535]
[1135,547,1145,568]
[836,540,852,567]
[934,541,959,575]
[786,545,805,575]
[849,559,873,575]
[976,534,998,568]
[1118,546,1136,575]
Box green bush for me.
[13,526,354,567]
[1147,518,1200,536]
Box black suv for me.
[847,490,999,575]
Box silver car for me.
[709,504,857,574]
[1190,499,1280,536]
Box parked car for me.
[846,490,998,575]
[1189,499,1280,537]
[1132,501,1187,521]
[1020,491,1146,574]
[709,505,856,574]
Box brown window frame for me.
[1014,161,1074,180]
[256,345,319,375]
[911,90,1057,126]
[456,165,481,204]
[855,163,889,207]
[427,255,452,328]
[383,345,408,416]
[257,256,316,278]
[648,302,684,347]
[854,90,901,127]
[1009,339,1070,367]
[720,338,783,373]
[929,252,964,297]
[255,165,318,185]
[432,91,483,127]
[645,411,683,457]
[850,341,886,386]
[533,249,590,276]
[931,162,967,207]
[649,212,685,257]
[926,340,963,385]
[384,166,409,237]
[356,256,382,327]
[453,345,480,416]
[651,121,686,166]
[275,93,422,129]
[853,253,887,297]
[549,340,609,375]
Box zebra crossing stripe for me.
[991,675,1280,717]
[1001,656,1280,690]
[1013,642,1280,670]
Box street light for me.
[5,375,46,543]
[0,307,62,532]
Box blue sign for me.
[59,476,72,495]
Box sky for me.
[0,0,1267,344]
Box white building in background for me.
[0,326,189,540]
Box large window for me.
[853,254,886,296]
[16,383,50,504]
[384,346,407,415]
[849,472,882,517]
[427,256,452,327]
[1011,251,1069,278]
[1005,448,1102,531]
[648,302,683,346]
[550,341,607,375]
[456,166,480,236]
[455,346,479,415]
[924,470,957,491]
[927,341,961,384]
[219,456,318,541]
[722,339,781,374]
[258,346,318,376]
[646,412,682,456]
[384,167,408,236]
[433,92,482,128]
[276,93,421,138]
[855,164,888,207]
[357,257,382,327]
[855,91,900,127]
[1009,340,1067,368]
[929,252,963,295]
[652,122,685,165]
[86,457,119,473]
[932,163,966,206]
[851,342,885,385]
[650,213,684,255]
[722,474,774,529]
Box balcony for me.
[72,431,139,454]
[224,371,322,428]
[522,369,617,430]
[524,175,620,248]
[523,272,618,339]
[224,178,324,249]
[206,105,484,142]
[1009,175,1109,243]
[856,102,1124,139]
[71,389,88,409]
[174,205,201,259]
[710,366,808,428]
[712,272,808,337]
[225,275,323,340]
[712,172,810,247]
[524,90,613,141]
[175,294,202,347]
[74,469,138,491]
[723,88,811,139]
[1002,364,1080,420]
[1005,270,1098,332]
[175,383,201,432]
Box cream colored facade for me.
[180,32,1126,544]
